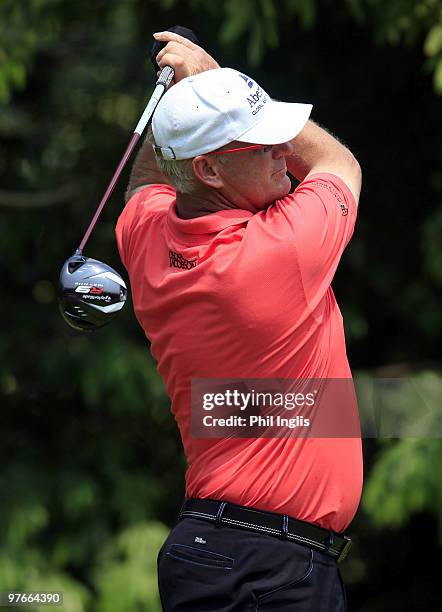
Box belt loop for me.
[178,499,187,521]
[338,536,352,563]
[280,515,289,540]
[215,502,227,528]
[324,530,334,553]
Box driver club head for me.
[58,26,199,332]
[59,254,127,331]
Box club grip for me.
[150,25,199,72]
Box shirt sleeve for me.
[275,172,357,310]
[115,184,176,269]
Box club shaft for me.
[77,66,174,254]
[134,67,174,134]
[78,131,140,253]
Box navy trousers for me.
[157,517,347,611]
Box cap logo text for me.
[247,86,264,108]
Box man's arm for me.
[125,133,170,203]
[125,31,220,203]
[287,120,362,205]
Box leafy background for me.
[1,0,441,610]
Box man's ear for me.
[192,156,224,189]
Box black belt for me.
[179,498,351,563]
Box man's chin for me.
[276,175,292,199]
[254,178,293,210]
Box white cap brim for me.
[236,100,312,145]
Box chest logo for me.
[169,250,197,269]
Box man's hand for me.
[153,31,219,83]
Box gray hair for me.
[147,125,228,194]
[147,125,197,194]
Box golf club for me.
[58,26,199,331]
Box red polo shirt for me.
[116,173,363,533]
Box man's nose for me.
[272,141,294,159]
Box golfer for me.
[116,31,362,611]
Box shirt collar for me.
[167,202,253,236]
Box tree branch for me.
[0,183,77,208]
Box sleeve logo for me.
[311,180,349,215]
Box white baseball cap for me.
[152,67,312,160]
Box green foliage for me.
[356,373,442,544]
[0,549,90,612]
[0,0,441,107]
[0,0,62,102]
[221,0,280,65]
[355,371,442,438]
[1,517,167,611]
[1,1,441,610]
[363,438,442,535]
[353,0,442,93]
[421,204,442,286]
[94,522,167,612]
[424,22,442,92]
[351,0,440,46]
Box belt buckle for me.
[337,536,352,563]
